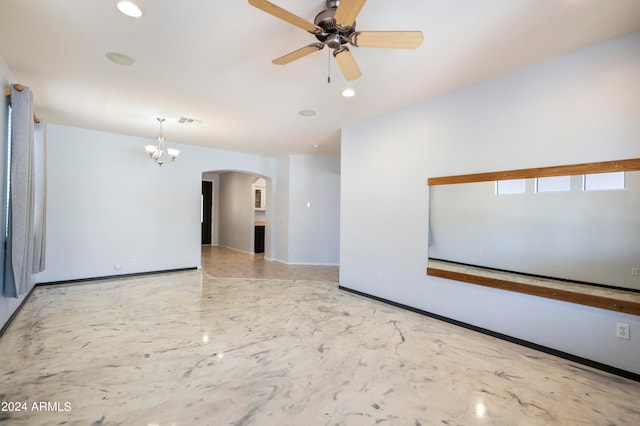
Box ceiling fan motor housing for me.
[326,0,340,9]
[314,1,354,49]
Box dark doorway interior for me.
[254,225,265,253]
[201,181,212,245]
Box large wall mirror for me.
[427,159,640,315]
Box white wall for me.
[340,32,640,374]
[218,171,258,253]
[34,124,277,283]
[288,154,341,265]
[271,154,340,265]
[29,124,340,287]
[274,156,290,262]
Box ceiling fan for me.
[248,0,424,81]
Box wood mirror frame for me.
[426,158,640,315]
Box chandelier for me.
[144,118,180,166]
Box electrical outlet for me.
[616,323,630,340]
[377,272,382,281]
[632,267,639,277]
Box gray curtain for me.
[3,85,45,298]
[32,122,47,273]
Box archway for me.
[201,170,272,259]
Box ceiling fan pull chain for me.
[327,49,331,84]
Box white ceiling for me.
[1,0,639,156]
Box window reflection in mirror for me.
[428,163,639,292]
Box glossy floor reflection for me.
[201,246,339,282]
[0,250,639,425]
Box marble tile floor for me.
[200,246,339,282]
[0,251,639,425]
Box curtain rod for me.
[4,83,41,124]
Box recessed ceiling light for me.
[299,109,316,117]
[312,144,320,149]
[342,88,356,98]
[116,1,143,18]
[105,52,136,66]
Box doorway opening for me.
[201,171,271,258]
[201,180,213,245]
[253,177,266,254]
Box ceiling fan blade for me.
[334,0,367,28]
[248,0,319,33]
[273,43,324,65]
[333,48,362,81]
[351,31,424,49]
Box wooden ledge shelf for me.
[427,260,640,315]
[427,158,640,186]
